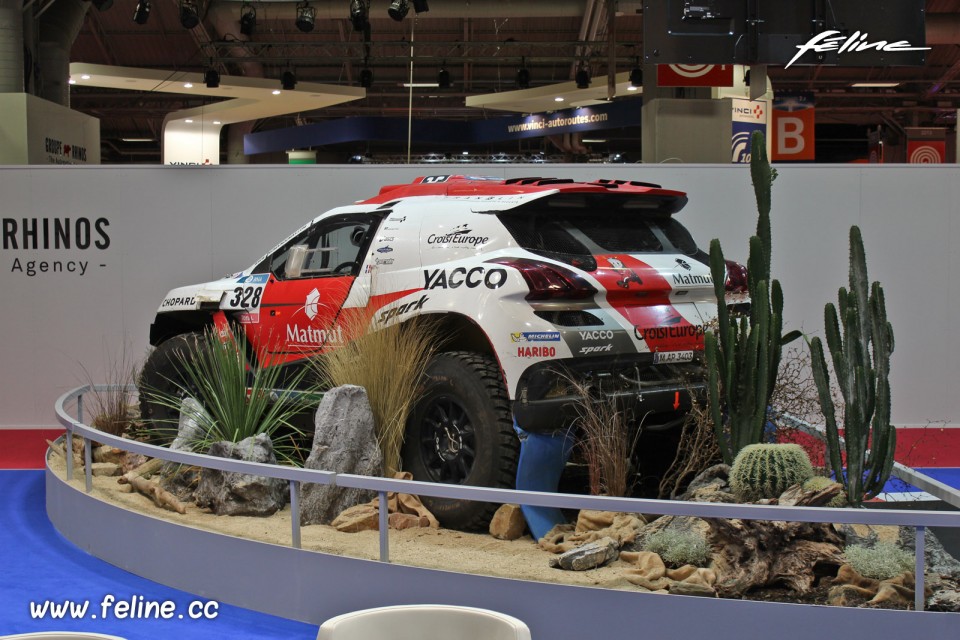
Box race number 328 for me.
[228,285,263,309]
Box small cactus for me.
[729,443,814,502]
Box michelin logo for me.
[511,331,561,343]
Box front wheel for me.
[401,351,519,531]
[138,332,204,444]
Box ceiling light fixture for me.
[554,96,564,102]
[240,3,256,36]
[516,58,530,89]
[575,64,590,89]
[178,0,200,29]
[387,0,409,21]
[80,74,91,80]
[851,82,900,88]
[360,67,373,88]
[281,70,298,91]
[349,0,369,32]
[295,1,316,33]
[629,67,642,88]
[272,89,282,95]
[204,68,220,88]
[183,82,193,88]
[437,66,451,89]
[132,0,150,24]
[402,82,439,88]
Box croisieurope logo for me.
[785,30,930,69]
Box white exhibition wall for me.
[0,163,957,430]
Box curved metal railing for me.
[55,385,960,611]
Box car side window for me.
[269,217,372,280]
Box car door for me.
[244,213,378,367]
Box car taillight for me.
[724,260,748,293]
[489,258,598,301]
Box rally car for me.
[141,175,742,529]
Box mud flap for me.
[513,420,575,541]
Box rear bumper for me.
[511,353,705,433]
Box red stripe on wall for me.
[780,426,960,469]
[0,429,65,469]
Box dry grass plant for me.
[564,376,642,497]
[78,343,145,437]
[310,300,440,476]
[658,395,722,498]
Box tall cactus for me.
[809,225,896,506]
[705,131,800,464]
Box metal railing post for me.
[65,427,74,481]
[915,525,926,612]
[378,491,389,563]
[83,437,93,493]
[289,481,301,550]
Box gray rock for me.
[171,397,207,452]
[300,385,383,526]
[549,537,619,571]
[898,526,960,580]
[927,582,960,612]
[678,464,732,501]
[194,434,287,516]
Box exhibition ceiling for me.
[62,0,960,160]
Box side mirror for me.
[285,245,308,279]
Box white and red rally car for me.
[142,175,742,528]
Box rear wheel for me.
[138,332,204,444]
[402,351,518,531]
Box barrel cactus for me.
[729,443,814,502]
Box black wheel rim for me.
[417,395,476,484]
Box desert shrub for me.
[144,329,315,465]
[729,443,814,502]
[311,310,439,476]
[643,530,710,568]
[658,395,722,498]
[79,344,145,437]
[845,542,914,580]
[564,377,640,497]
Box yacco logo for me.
[424,267,507,290]
[511,331,561,343]
[426,224,490,247]
[304,288,320,320]
[785,30,930,69]
[578,330,614,341]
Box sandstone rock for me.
[927,585,960,612]
[669,581,718,597]
[91,462,121,477]
[300,385,384,525]
[194,434,287,516]
[332,504,380,532]
[549,536,619,571]
[389,512,430,530]
[489,504,526,540]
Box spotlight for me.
[438,67,451,89]
[387,0,409,21]
[349,0,369,32]
[91,0,113,11]
[412,0,429,13]
[295,1,316,32]
[575,65,590,89]
[179,0,200,29]
[360,68,373,88]
[281,70,297,91]
[204,68,220,88]
[132,0,150,24]
[516,66,530,89]
[629,67,642,87]
[240,3,256,36]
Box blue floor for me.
[1,470,317,640]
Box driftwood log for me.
[118,458,187,514]
[706,483,846,597]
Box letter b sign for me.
[772,100,815,161]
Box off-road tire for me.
[402,351,519,531]
[138,332,204,444]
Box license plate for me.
[653,350,694,364]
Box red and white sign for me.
[656,64,734,87]
[772,93,815,162]
[907,140,945,164]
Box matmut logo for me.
[786,30,930,69]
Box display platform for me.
[45,457,960,639]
